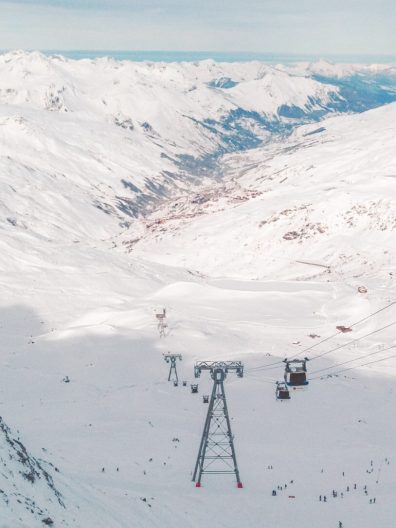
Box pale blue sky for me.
[1,0,395,54]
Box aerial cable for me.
[247,373,278,384]
[307,321,396,362]
[292,301,395,358]
[248,301,395,372]
[309,349,396,381]
[251,320,395,374]
[309,344,396,376]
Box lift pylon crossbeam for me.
[194,361,244,378]
[192,362,243,488]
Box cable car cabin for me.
[284,358,309,386]
[203,395,209,404]
[191,384,199,394]
[276,382,290,400]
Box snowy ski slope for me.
[0,52,395,527]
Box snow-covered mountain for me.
[130,102,396,281]
[0,51,351,247]
[0,50,341,160]
[0,52,395,527]
[2,51,396,256]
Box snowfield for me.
[0,52,395,527]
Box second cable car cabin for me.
[283,358,309,386]
[276,381,290,400]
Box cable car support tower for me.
[163,353,182,383]
[192,361,244,488]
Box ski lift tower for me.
[163,353,182,383]
[155,308,167,338]
[192,361,244,488]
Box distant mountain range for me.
[4,50,396,63]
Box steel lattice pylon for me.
[192,362,243,488]
[163,353,182,383]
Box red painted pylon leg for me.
[195,482,201,488]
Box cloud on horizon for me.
[1,0,395,54]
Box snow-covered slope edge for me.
[0,415,134,528]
